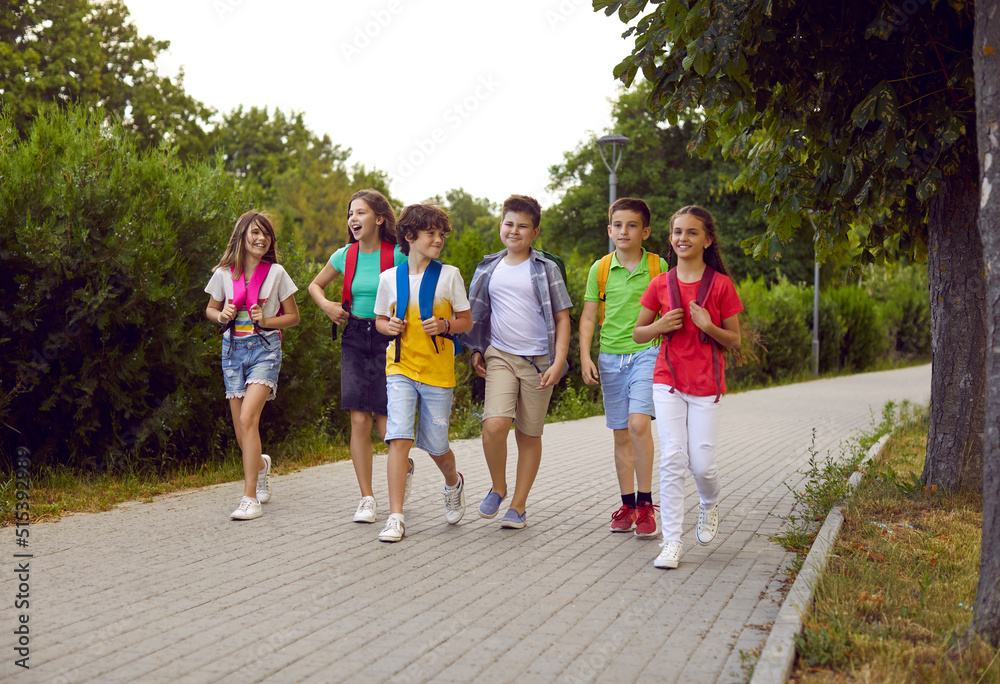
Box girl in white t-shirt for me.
[205,212,299,520]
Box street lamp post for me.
[597,134,629,253]
[807,212,821,376]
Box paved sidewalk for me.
[2,365,930,683]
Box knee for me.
[627,414,651,438]
[351,412,373,432]
[239,413,259,437]
[482,417,510,439]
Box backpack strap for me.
[227,262,277,348]
[341,242,360,311]
[596,253,614,325]
[393,261,411,364]
[661,265,722,402]
[647,251,661,279]
[393,260,460,363]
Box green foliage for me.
[735,275,812,383]
[0,0,212,159]
[598,0,975,264]
[863,262,931,357]
[0,105,249,470]
[544,82,813,281]
[830,286,887,371]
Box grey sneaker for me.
[404,457,414,504]
[256,454,272,503]
[654,541,682,569]
[696,505,720,545]
[378,513,405,542]
[231,498,262,520]
[353,496,377,523]
[443,473,466,525]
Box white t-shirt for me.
[205,263,298,338]
[374,263,470,388]
[488,258,548,357]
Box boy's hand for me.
[537,359,565,389]
[385,316,406,336]
[689,302,710,331]
[322,300,349,325]
[580,357,600,385]
[471,351,487,379]
[421,317,448,336]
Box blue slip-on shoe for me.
[500,508,527,529]
[478,489,507,519]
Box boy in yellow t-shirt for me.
[374,204,472,542]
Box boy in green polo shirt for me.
[579,197,668,539]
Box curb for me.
[749,433,891,684]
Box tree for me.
[971,0,999,647]
[0,0,212,159]
[544,82,814,282]
[208,107,390,260]
[597,0,983,494]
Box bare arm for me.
[538,307,571,389]
[251,294,300,330]
[578,300,600,385]
[632,306,684,344]
[206,296,236,325]
[308,262,348,325]
[421,308,473,337]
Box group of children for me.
[204,191,743,569]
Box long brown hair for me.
[348,189,397,244]
[214,212,280,278]
[667,205,732,277]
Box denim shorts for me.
[340,316,392,415]
[222,333,282,401]
[384,374,453,456]
[598,346,658,429]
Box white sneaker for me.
[378,513,405,542]
[404,457,414,504]
[353,496,377,523]
[443,473,466,525]
[256,454,272,503]
[654,541,682,569]
[231,498,262,520]
[696,505,720,545]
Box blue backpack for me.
[393,260,462,363]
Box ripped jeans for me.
[384,374,453,456]
[221,333,282,401]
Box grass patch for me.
[0,425,350,525]
[791,407,1000,683]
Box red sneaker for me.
[610,504,637,532]
[634,502,659,538]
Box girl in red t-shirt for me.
[633,206,744,569]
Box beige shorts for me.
[482,346,554,437]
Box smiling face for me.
[407,227,447,261]
[608,209,651,256]
[670,212,712,262]
[243,221,273,261]
[499,210,539,257]
[347,198,384,244]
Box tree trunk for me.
[970,0,1000,648]
[922,155,985,493]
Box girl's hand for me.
[322,300,349,325]
[690,302,711,331]
[655,308,685,334]
[421,317,448,336]
[250,304,264,326]
[218,303,237,325]
[471,351,487,379]
[385,317,406,336]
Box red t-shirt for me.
[639,270,744,397]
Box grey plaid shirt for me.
[457,248,573,379]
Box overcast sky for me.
[123,0,637,209]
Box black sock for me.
[621,493,636,508]
[637,491,652,506]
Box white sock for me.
[389,513,404,524]
[242,496,259,504]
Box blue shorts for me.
[384,375,453,456]
[222,333,282,401]
[598,347,657,429]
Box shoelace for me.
[635,504,660,524]
[359,499,375,513]
[698,508,717,530]
[611,505,634,521]
[444,484,462,510]
[384,518,402,534]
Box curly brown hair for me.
[396,204,451,256]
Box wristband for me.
[217,311,225,325]
[443,318,451,334]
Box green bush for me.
[734,275,811,383]
[863,263,930,358]
[829,286,886,371]
[0,105,251,470]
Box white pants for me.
[653,385,721,543]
